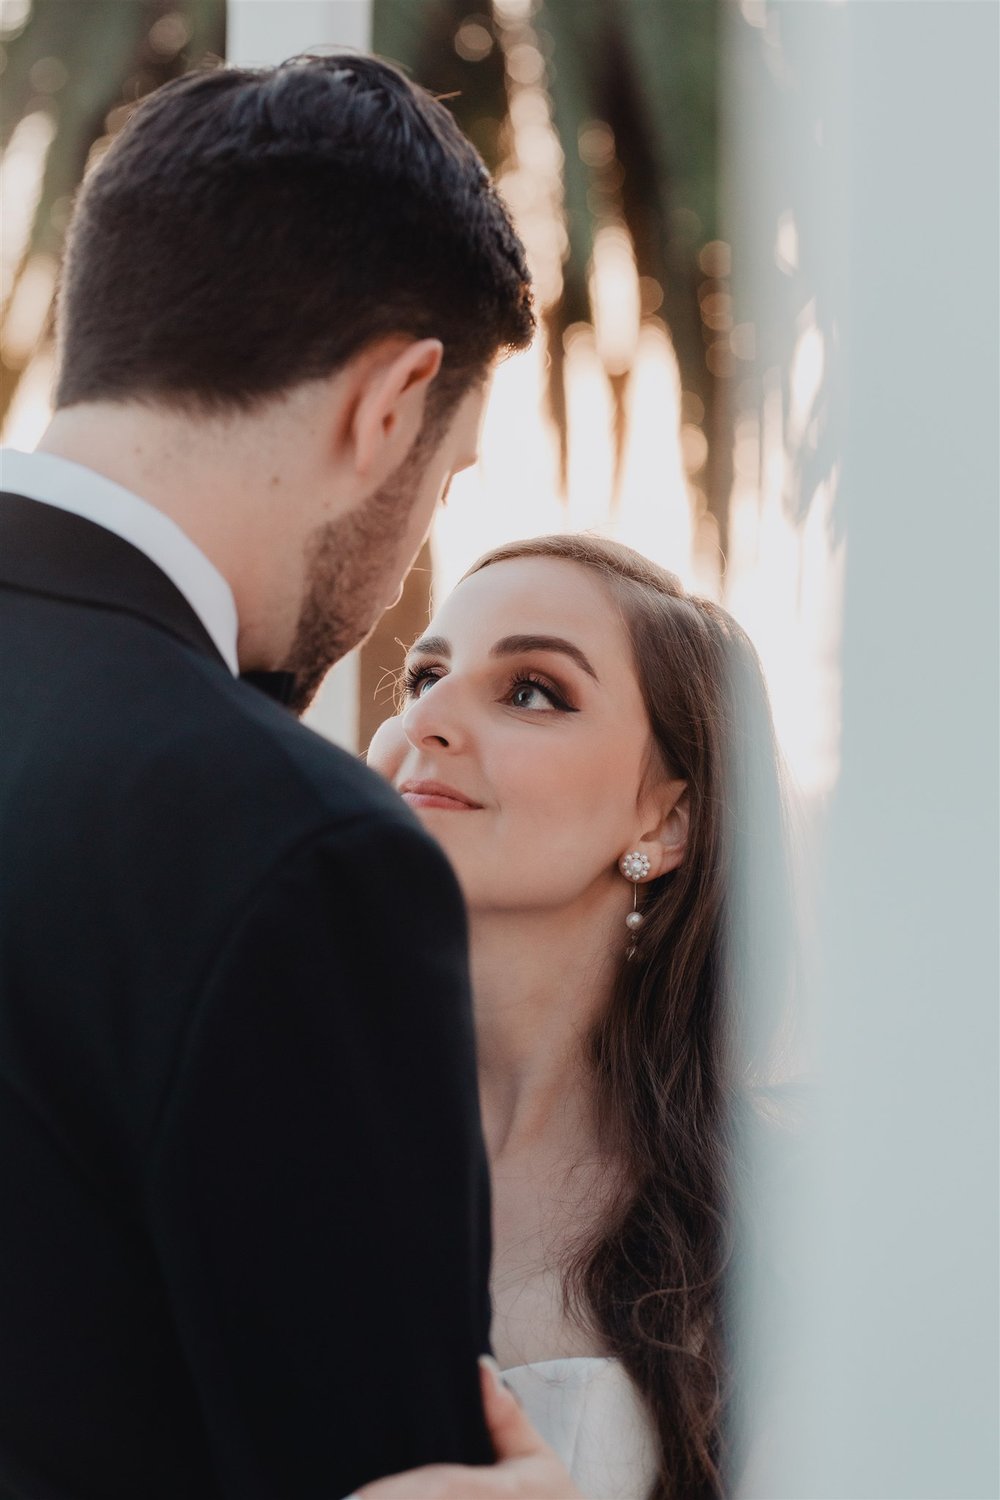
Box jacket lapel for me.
[0,490,228,669]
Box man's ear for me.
[349,338,444,482]
[635,780,689,878]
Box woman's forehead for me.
[432,554,618,639]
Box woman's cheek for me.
[365,716,404,778]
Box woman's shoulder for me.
[502,1357,659,1500]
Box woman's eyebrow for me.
[492,634,599,681]
[407,633,599,683]
[408,635,450,659]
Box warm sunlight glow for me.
[728,468,845,798]
[775,209,799,274]
[2,252,56,363]
[589,225,641,377]
[494,9,565,310]
[2,346,55,450]
[432,340,565,600]
[0,108,55,304]
[788,301,825,449]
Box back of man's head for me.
[54,53,534,426]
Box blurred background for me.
[2,3,997,1497]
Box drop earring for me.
[619,850,650,952]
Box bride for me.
[362,533,789,1500]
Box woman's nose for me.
[401,679,467,752]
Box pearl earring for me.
[619,850,650,939]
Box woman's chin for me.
[411,812,474,883]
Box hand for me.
[355,1356,585,1500]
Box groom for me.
[0,55,533,1498]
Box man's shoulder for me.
[3,594,418,867]
[123,643,412,846]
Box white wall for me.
[731,5,999,1496]
[226,0,370,67]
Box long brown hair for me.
[462,534,791,1500]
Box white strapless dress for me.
[502,1356,659,1500]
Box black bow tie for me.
[239,670,300,708]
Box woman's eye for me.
[403,666,575,713]
[511,681,547,709]
[507,675,571,711]
[403,667,441,699]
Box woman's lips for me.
[399,780,483,811]
[402,793,479,810]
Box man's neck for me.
[37,402,305,671]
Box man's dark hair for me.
[55,53,534,425]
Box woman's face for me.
[367,556,673,917]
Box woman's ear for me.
[638,780,689,877]
[348,337,444,483]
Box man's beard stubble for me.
[279,434,435,717]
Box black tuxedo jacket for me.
[0,491,493,1498]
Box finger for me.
[478,1355,551,1461]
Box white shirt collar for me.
[0,448,240,675]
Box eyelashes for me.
[402,664,578,714]
[401,665,440,699]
